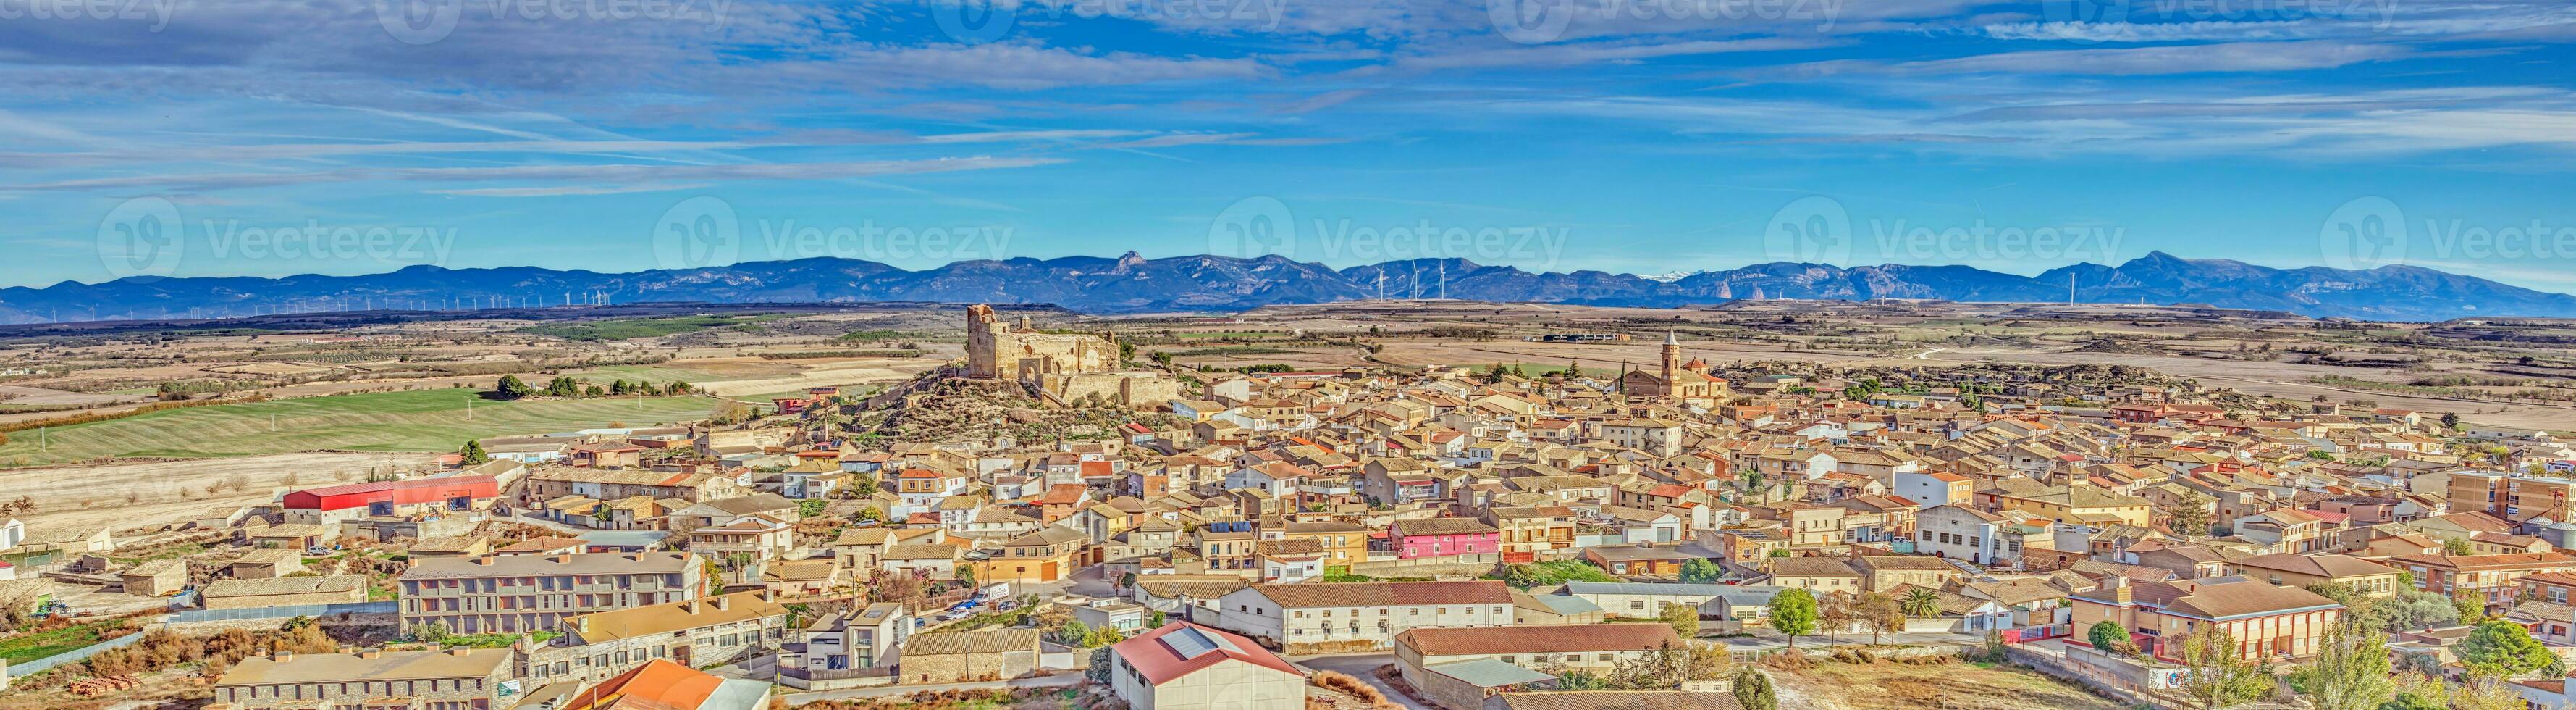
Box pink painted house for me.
[1390,518,1500,559]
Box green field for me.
[0,388,717,467]
[0,619,118,664]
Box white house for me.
[1208,581,1515,652]
[1106,622,1304,710]
[1914,504,2016,564]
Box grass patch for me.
[1164,346,1300,356]
[1489,560,1623,588]
[0,388,717,467]
[0,619,117,665]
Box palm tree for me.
[1899,588,1942,618]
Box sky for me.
[3,0,2573,291]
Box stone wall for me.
[898,649,1037,685]
[964,304,1118,382]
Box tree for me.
[2458,620,2557,678]
[546,376,581,398]
[2454,673,2530,710]
[2172,627,2275,710]
[1898,588,1942,617]
[954,564,977,588]
[494,375,535,400]
[1767,588,1817,650]
[2442,536,2475,556]
[1732,668,1777,710]
[2440,412,2462,430]
[796,498,827,519]
[1085,646,1115,685]
[2163,489,2215,536]
[1816,591,1856,646]
[458,440,489,465]
[2291,622,2394,710]
[1857,592,1903,645]
[1658,603,1700,638]
[2453,596,2488,625]
[1679,558,1722,584]
[2088,620,2130,652]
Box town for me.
[0,301,2570,710]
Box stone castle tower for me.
[963,304,1119,382]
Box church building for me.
[1620,331,1727,405]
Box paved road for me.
[1294,653,1431,710]
[779,672,1083,702]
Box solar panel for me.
[1163,627,1221,659]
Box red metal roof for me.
[283,475,498,511]
[1110,622,1299,685]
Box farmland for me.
[0,388,717,467]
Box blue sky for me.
[4,0,2573,291]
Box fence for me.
[2000,623,2071,643]
[168,601,397,624]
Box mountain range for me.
[4,251,2570,324]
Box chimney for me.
[273,652,295,662]
[355,650,379,659]
[446,648,472,656]
[2109,576,2133,604]
[552,554,574,564]
[710,596,729,611]
[475,556,494,566]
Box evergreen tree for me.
[458,440,489,465]
[1732,668,1776,710]
[494,375,534,400]
[2459,620,2559,677]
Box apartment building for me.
[1480,506,1578,554]
[211,648,514,710]
[2068,577,2344,662]
[398,552,704,634]
[2388,552,2576,614]
[522,590,789,687]
[1209,580,1516,652]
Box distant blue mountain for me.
[4,251,2569,323]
